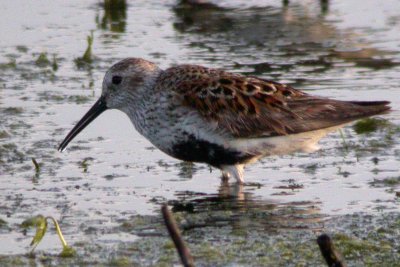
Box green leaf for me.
[30,215,48,252]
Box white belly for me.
[229,124,345,158]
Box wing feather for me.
[157,65,390,138]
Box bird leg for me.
[221,170,230,182]
[220,165,244,184]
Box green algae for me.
[75,32,94,68]
[97,0,127,33]
[16,45,28,53]
[3,107,23,115]
[333,233,383,257]
[68,95,92,104]
[370,176,400,188]
[339,118,400,157]
[59,246,76,258]
[162,240,175,250]
[82,33,93,62]
[37,93,92,103]
[108,256,132,266]
[331,232,397,266]
[0,59,17,70]
[0,256,27,266]
[0,218,7,228]
[353,118,392,134]
[35,52,51,68]
[79,157,93,173]
[0,143,25,165]
[119,215,160,233]
[196,243,224,261]
[2,212,400,266]
[51,55,58,71]
[0,131,10,139]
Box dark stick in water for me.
[161,204,195,267]
[317,234,347,267]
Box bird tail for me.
[347,100,391,117]
[284,99,391,135]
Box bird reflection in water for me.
[169,180,325,232]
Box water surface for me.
[0,0,399,265]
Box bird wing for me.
[159,65,390,138]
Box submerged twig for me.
[161,204,194,267]
[31,158,40,174]
[317,234,347,267]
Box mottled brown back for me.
[157,64,390,138]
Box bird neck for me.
[122,68,164,135]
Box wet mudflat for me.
[0,0,400,266]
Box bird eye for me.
[112,75,122,85]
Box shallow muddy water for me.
[0,0,400,265]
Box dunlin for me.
[59,58,390,183]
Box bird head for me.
[58,58,160,151]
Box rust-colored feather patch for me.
[156,64,390,138]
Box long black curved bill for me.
[58,96,107,152]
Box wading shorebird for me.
[58,58,390,183]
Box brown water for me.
[0,0,399,262]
